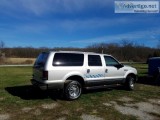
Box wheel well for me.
[66,75,85,87]
[127,73,137,82]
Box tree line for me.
[1,40,160,62]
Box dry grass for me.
[4,58,35,64]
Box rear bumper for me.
[31,79,64,90]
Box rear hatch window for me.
[34,52,49,67]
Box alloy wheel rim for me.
[130,78,134,88]
[68,84,80,98]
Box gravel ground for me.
[103,97,160,120]
[81,114,104,120]
[57,117,66,120]
[41,103,58,109]
[0,97,5,101]
[22,107,33,112]
[2,97,160,120]
[118,97,134,102]
[0,114,10,120]
[33,109,41,116]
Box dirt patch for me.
[81,114,104,120]
[41,103,58,109]
[103,103,112,107]
[103,98,160,120]
[136,102,160,115]
[148,99,160,105]
[76,108,83,112]
[57,117,66,120]
[33,109,41,116]
[22,107,33,112]
[0,114,10,120]
[118,97,134,102]
[0,97,5,101]
[92,109,98,114]
[113,102,153,120]
[61,110,70,115]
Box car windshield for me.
[34,52,49,66]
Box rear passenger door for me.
[85,55,105,86]
[104,56,125,84]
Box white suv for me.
[31,51,137,100]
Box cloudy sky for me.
[0,0,160,48]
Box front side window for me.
[104,56,119,66]
[53,53,84,66]
[88,55,102,66]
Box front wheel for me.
[125,76,135,91]
[64,80,82,100]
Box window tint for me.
[88,55,102,66]
[34,52,49,66]
[53,53,84,66]
[104,56,119,66]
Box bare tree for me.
[0,41,5,63]
[0,41,5,49]
[120,39,135,62]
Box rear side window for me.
[53,53,84,66]
[88,55,102,66]
[34,52,49,66]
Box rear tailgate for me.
[33,65,44,81]
[33,52,49,81]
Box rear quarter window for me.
[34,52,49,66]
[53,53,84,66]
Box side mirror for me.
[114,64,124,69]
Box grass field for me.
[0,64,160,120]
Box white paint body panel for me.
[32,51,138,90]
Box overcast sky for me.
[0,0,160,48]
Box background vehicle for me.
[31,51,137,100]
[148,57,160,84]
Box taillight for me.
[43,71,48,80]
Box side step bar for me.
[85,84,122,90]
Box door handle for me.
[87,69,90,73]
[105,69,108,73]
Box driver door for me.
[103,56,125,84]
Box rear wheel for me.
[64,80,82,100]
[125,76,135,90]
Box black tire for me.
[64,80,82,100]
[125,75,135,91]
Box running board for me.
[85,84,122,90]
